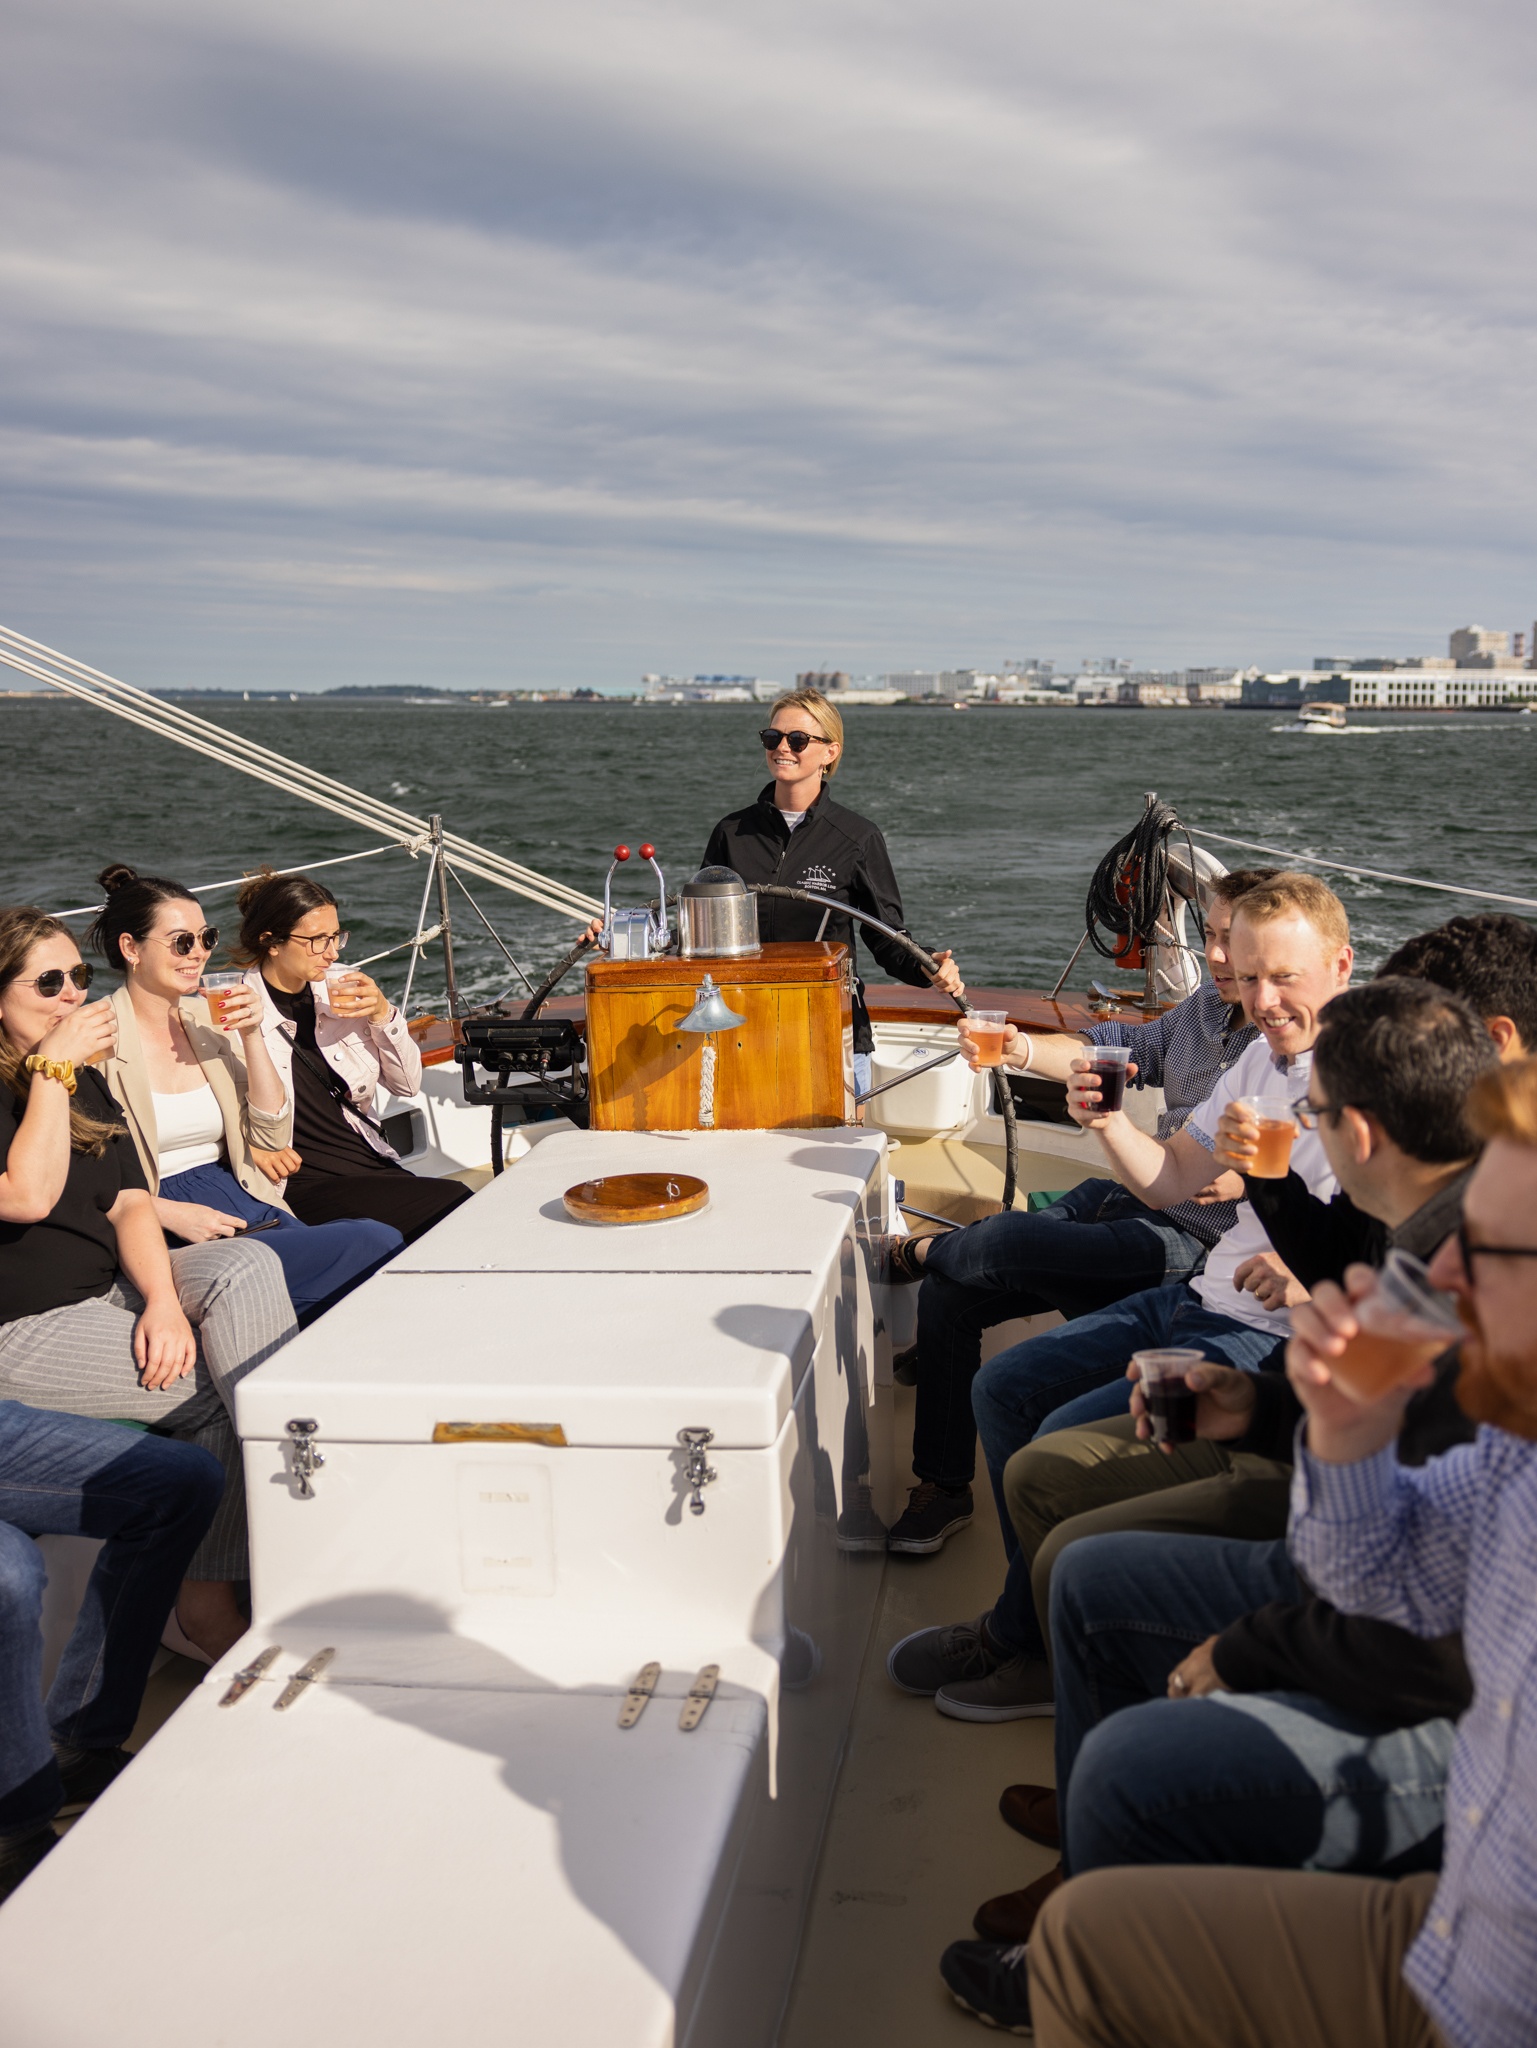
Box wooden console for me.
[585,942,853,1131]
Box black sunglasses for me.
[156,927,220,957]
[21,963,95,998]
[1457,1220,1537,1266]
[759,727,826,755]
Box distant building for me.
[880,670,979,701]
[1450,626,1511,667]
[795,671,850,694]
[640,674,774,704]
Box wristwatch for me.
[24,1054,77,1095]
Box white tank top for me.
[154,1084,225,1178]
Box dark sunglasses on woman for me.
[157,927,221,956]
[20,963,96,997]
[759,728,824,754]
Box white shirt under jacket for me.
[242,970,424,1195]
[1183,1036,1337,1338]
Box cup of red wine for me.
[1087,1044,1132,1113]
[1132,1348,1208,1445]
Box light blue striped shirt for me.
[1290,1425,1537,2048]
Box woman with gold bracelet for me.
[0,907,296,1663]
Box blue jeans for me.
[977,1284,1283,1654]
[161,1164,401,1323]
[911,1181,1207,1487]
[1050,1531,1454,1879]
[0,1402,223,1833]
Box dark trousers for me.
[910,1179,1206,1488]
[0,1403,222,1832]
[285,1167,472,1245]
[1050,1532,1453,1879]
[161,1164,402,1322]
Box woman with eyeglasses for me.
[0,904,297,1662]
[231,868,472,1243]
[90,866,402,1323]
[702,687,964,1095]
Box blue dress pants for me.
[161,1164,401,1323]
[0,1402,222,1833]
[1049,1531,1454,1879]
[911,1180,1206,1488]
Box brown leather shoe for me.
[998,1782,1060,1849]
[972,1862,1063,1943]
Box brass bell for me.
[676,975,746,1034]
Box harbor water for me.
[3,698,1533,1006]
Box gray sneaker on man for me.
[935,1652,1054,1722]
[887,1614,1004,1696]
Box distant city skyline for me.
[3,0,1536,696]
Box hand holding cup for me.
[1128,1356,1257,1452]
[324,967,389,1023]
[1067,1049,1136,1127]
[37,998,117,1070]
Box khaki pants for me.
[1030,1865,1443,2048]
[1001,1415,1293,1650]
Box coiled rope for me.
[1084,798,1205,962]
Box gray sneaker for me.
[936,1653,1054,1722]
[887,1614,1003,1696]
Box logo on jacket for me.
[799,864,838,894]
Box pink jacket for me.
[243,970,424,1195]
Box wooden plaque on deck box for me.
[585,942,853,1132]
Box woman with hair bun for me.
[232,868,471,1243]
[91,864,402,1324]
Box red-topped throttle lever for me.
[639,843,655,860]
[614,844,630,862]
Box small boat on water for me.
[1297,701,1348,731]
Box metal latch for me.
[618,1662,661,1729]
[678,1428,717,1516]
[678,1665,719,1731]
[286,1418,325,1498]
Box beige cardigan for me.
[104,984,294,1205]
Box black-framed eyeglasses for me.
[1457,1221,1537,1266]
[759,728,826,755]
[155,927,219,957]
[1290,1091,1332,1131]
[18,963,94,998]
[284,930,348,956]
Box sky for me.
[3,0,1536,692]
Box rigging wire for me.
[1187,828,1537,913]
[447,867,537,995]
[47,842,401,919]
[0,624,602,924]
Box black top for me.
[263,981,394,1184]
[0,1067,148,1326]
[703,784,938,1053]
[1210,1168,1476,1724]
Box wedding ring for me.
[1171,1673,1187,1694]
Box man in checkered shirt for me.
[1016,1053,1537,2048]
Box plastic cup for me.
[201,972,245,1031]
[1234,1095,1298,1178]
[962,1010,1010,1068]
[1088,1042,1132,1113]
[1330,1249,1464,1405]
[1132,1348,1207,1445]
[322,965,359,1013]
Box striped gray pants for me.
[0,1238,296,1580]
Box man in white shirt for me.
[888,874,1352,1721]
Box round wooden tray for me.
[562,1172,710,1226]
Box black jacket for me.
[1210,1170,1476,1728]
[703,783,935,1052]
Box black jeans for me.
[910,1179,1206,1489]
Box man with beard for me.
[956,1056,1537,2047]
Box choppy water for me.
[4,698,1533,1007]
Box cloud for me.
[1,0,1535,687]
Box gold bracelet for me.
[23,1054,77,1096]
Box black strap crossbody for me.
[276,1023,390,1140]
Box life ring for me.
[1146,843,1228,1002]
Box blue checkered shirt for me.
[1085,980,1256,1247]
[1290,1426,1537,2048]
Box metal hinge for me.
[679,1664,719,1731]
[286,1418,325,1498]
[677,1427,717,1516]
[618,1662,661,1729]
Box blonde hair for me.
[0,908,124,1155]
[1229,871,1351,953]
[769,689,844,778]
[1468,1056,1537,1149]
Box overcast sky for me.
[3,0,1535,690]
